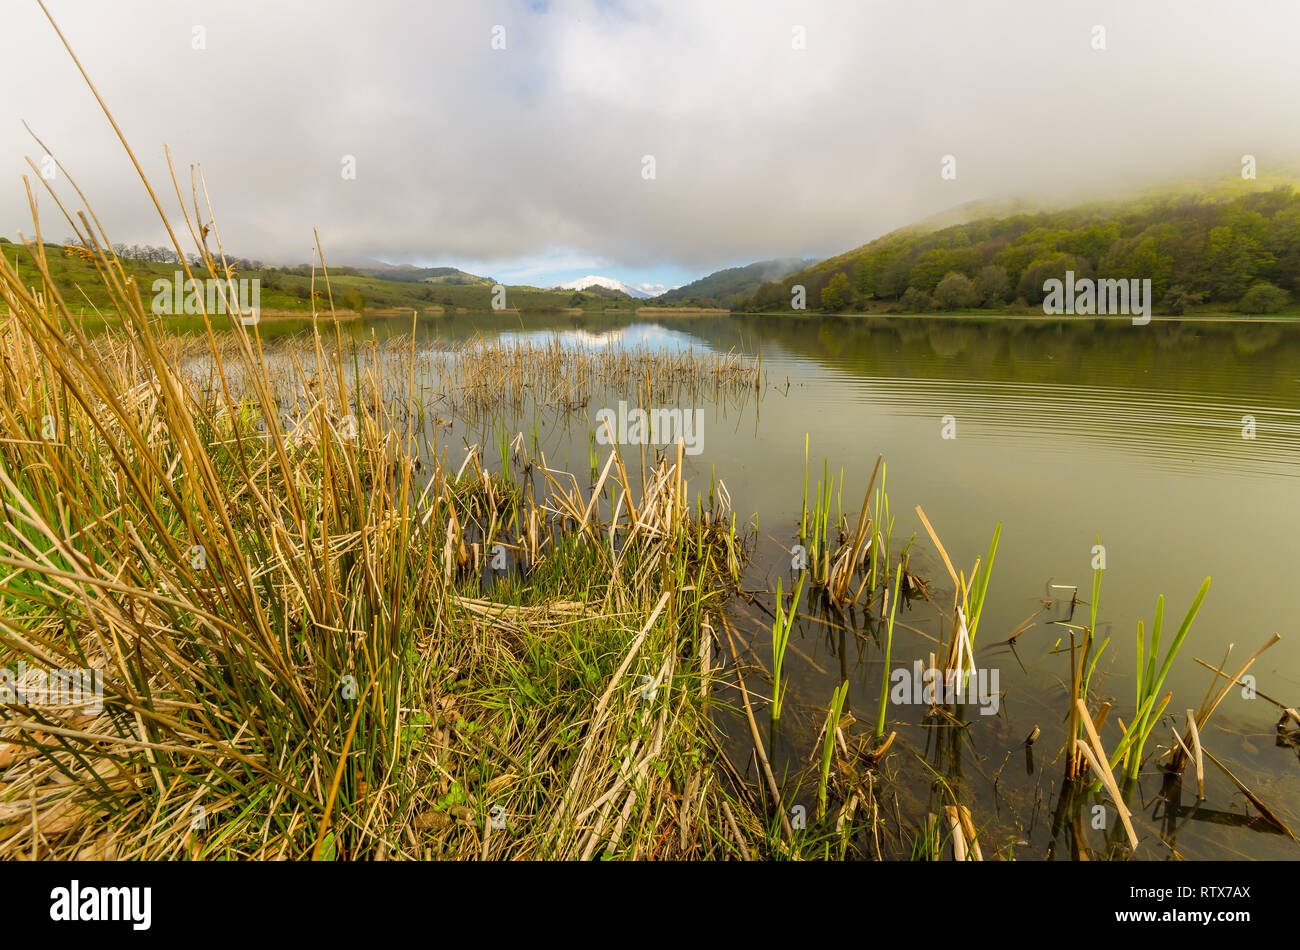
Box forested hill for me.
[654,257,814,308]
[744,186,1300,315]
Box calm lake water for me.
[253,311,1300,858]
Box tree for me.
[750,280,785,310]
[341,289,366,315]
[1238,281,1288,314]
[933,271,977,310]
[1098,235,1174,300]
[855,247,911,299]
[897,287,933,313]
[820,272,851,311]
[1204,226,1260,301]
[974,265,1010,306]
[1162,285,1204,316]
[1267,204,1300,290]
[1061,222,1121,268]
[1018,255,1092,305]
[908,248,969,294]
[877,256,912,298]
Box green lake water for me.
[242,311,1300,858]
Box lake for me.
[265,310,1300,859]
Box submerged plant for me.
[1065,535,1109,780]
[771,572,806,722]
[816,680,850,821]
[875,563,903,740]
[1112,577,1211,782]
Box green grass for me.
[0,271,767,858]
[0,239,639,324]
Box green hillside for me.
[744,183,1300,317]
[351,263,493,285]
[654,257,814,308]
[0,241,638,321]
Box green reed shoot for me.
[820,459,832,580]
[817,680,850,821]
[495,418,512,484]
[965,522,1001,645]
[771,571,806,722]
[1109,576,1211,782]
[875,562,903,739]
[1067,536,1108,780]
[868,461,887,596]
[1081,534,1109,709]
[800,433,809,545]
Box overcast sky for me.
[3,0,1299,290]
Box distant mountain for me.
[653,257,816,307]
[556,275,654,299]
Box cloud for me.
[3,0,1299,278]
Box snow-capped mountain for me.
[555,275,660,299]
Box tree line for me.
[745,186,1300,315]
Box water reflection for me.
[267,310,1300,859]
[495,322,708,352]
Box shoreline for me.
[729,310,1300,324]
